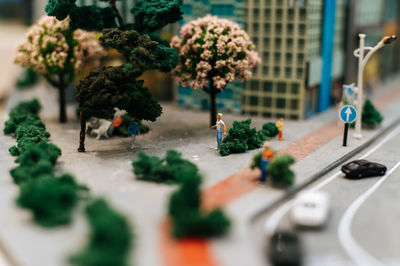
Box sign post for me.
[339,105,357,147]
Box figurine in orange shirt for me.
[259,141,275,182]
[276,118,284,141]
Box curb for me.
[249,115,400,223]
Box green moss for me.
[16,174,86,227]
[70,199,132,266]
[267,154,295,187]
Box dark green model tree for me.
[362,99,383,128]
[45,0,183,152]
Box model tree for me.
[45,0,183,152]
[171,15,261,126]
[362,99,383,128]
[14,16,104,123]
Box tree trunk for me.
[209,82,217,127]
[58,74,67,123]
[78,111,86,152]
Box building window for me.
[253,8,259,18]
[276,9,283,20]
[277,83,286,93]
[263,52,269,62]
[298,24,306,34]
[263,66,269,75]
[275,23,282,35]
[264,0,271,5]
[253,37,259,45]
[253,23,259,33]
[287,24,294,34]
[298,38,305,49]
[287,8,295,20]
[264,23,271,33]
[299,8,306,20]
[250,80,259,91]
[285,67,292,78]
[285,53,292,64]
[263,97,272,106]
[291,83,299,94]
[263,112,272,118]
[286,38,293,49]
[276,98,286,108]
[263,37,270,48]
[296,68,303,78]
[297,53,304,64]
[264,9,271,18]
[291,99,298,110]
[263,82,273,92]
[274,67,280,76]
[274,52,281,64]
[250,96,258,105]
[274,38,282,49]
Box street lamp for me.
[353,34,397,139]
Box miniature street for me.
[0,78,399,266]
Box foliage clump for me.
[17,174,87,227]
[362,99,383,128]
[132,150,198,184]
[168,171,230,238]
[219,119,268,156]
[267,155,295,187]
[261,122,279,138]
[70,199,133,266]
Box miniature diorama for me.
[0,0,400,266]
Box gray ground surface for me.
[0,78,399,266]
[254,125,400,266]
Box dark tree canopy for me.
[76,66,162,121]
[131,0,183,33]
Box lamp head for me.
[383,35,397,45]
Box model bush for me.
[220,119,266,156]
[132,150,198,184]
[250,151,263,170]
[261,122,279,137]
[16,174,86,227]
[267,155,295,187]
[16,68,39,89]
[362,99,383,128]
[70,199,133,266]
[8,99,41,118]
[14,16,104,123]
[171,15,260,126]
[4,114,45,135]
[44,0,183,152]
[168,172,230,238]
[113,114,150,137]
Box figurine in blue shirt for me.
[128,122,140,150]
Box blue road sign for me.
[339,105,357,123]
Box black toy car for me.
[268,231,302,266]
[341,159,387,179]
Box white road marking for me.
[263,125,400,235]
[337,161,400,266]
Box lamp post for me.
[353,34,397,139]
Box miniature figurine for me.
[128,122,140,150]
[276,118,284,141]
[210,113,227,150]
[259,141,275,182]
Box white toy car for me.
[290,191,330,228]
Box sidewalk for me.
[0,78,399,266]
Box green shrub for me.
[168,170,230,239]
[219,119,264,156]
[267,154,295,187]
[262,122,279,137]
[250,151,262,170]
[10,160,54,184]
[15,124,50,144]
[16,141,61,166]
[132,150,198,184]
[362,99,383,127]
[4,114,44,135]
[70,199,132,266]
[16,174,86,227]
[9,99,41,118]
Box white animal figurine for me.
[113,107,126,119]
[91,119,113,140]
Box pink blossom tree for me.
[14,16,104,123]
[171,15,261,125]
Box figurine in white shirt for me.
[210,113,227,150]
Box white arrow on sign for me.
[345,107,352,122]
